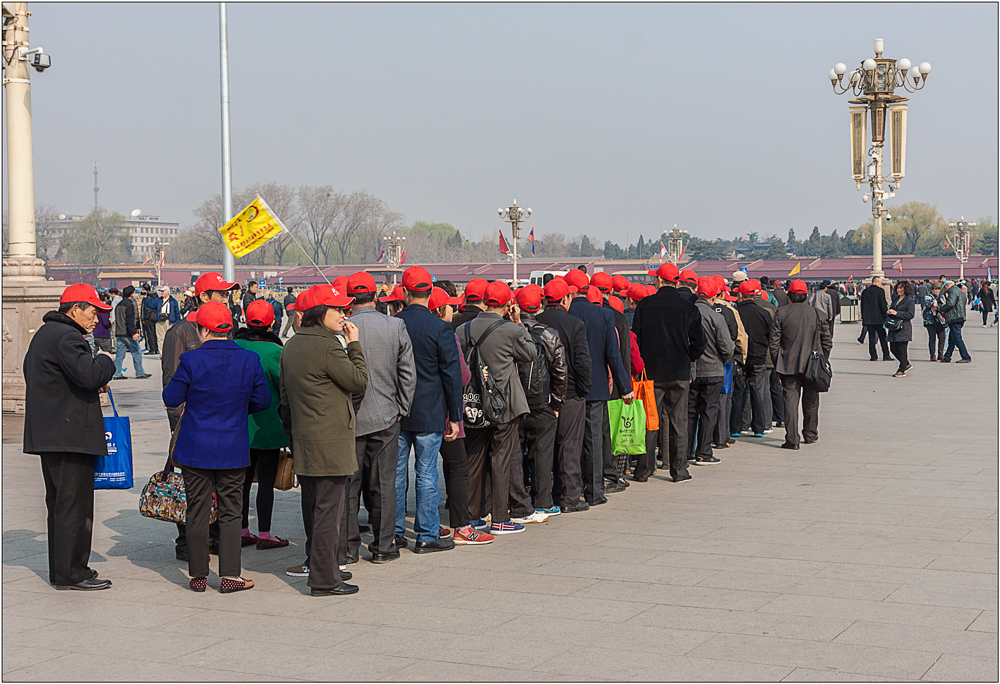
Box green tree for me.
[884,201,946,255]
[766,238,787,260]
[603,240,624,259]
[62,208,131,275]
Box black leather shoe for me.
[561,500,590,513]
[394,535,408,549]
[780,442,800,450]
[55,578,112,591]
[175,549,188,562]
[619,478,630,488]
[370,548,401,563]
[88,568,99,579]
[803,438,817,444]
[339,570,352,581]
[345,555,359,565]
[412,539,455,553]
[673,474,693,483]
[311,583,359,597]
[632,476,648,483]
[586,497,608,506]
[603,478,623,493]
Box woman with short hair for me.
[887,281,915,378]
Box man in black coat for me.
[732,280,773,437]
[23,284,118,590]
[451,278,488,331]
[860,276,891,361]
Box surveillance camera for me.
[862,193,870,203]
[29,52,51,72]
[885,212,892,221]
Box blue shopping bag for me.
[721,363,734,395]
[95,391,133,489]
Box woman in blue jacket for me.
[163,301,270,593]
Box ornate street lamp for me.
[665,225,688,265]
[946,217,976,281]
[382,228,406,279]
[829,38,931,278]
[498,200,531,286]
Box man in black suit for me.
[452,278,488,331]
[860,276,891,361]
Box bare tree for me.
[299,185,345,265]
[358,197,406,262]
[243,182,300,265]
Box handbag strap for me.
[107,389,119,418]
[811,309,822,354]
[164,405,185,474]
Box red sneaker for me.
[439,526,454,540]
[454,525,494,545]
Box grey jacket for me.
[886,296,914,343]
[457,311,537,424]
[350,306,417,437]
[693,300,735,379]
[807,288,835,322]
[768,302,833,376]
[939,285,967,323]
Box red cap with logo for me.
[680,269,699,285]
[611,274,631,293]
[346,271,377,295]
[246,299,276,327]
[60,283,112,311]
[515,285,542,312]
[564,269,590,293]
[544,279,573,302]
[379,284,405,303]
[738,279,762,296]
[428,286,462,310]
[463,278,488,302]
[590,271,613,293]
[608,295,624,314]
[483,281,513,307]
[696,276,717,299]
[627,282,648,302]
[402,266,433,292]
[648,263,680,282]
[194,272,238,297]
[196,301,234,332]
[788,279,808,294]
[297,283,355,310]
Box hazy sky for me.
[4,2,997,244]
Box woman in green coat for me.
[280,284,367,596]
[235,300,291,549]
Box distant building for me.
[42,213,181,261]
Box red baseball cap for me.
[194,272,238,297]
[645,284,658,296]
[608,295,624,314]
[590,272,613,293]
[196,301,234,332]
[60,283,112,311]
[464,278,488,302]
[586,287,603,304]
[788,279,808,294]
[246,299,276,327]
[483,281,513,307]
[379,284,405,303]
[544,279,573,303]
[648,263,680,282]
[696,276,717,299]
[564,269,590,293]
[428,286,462,310]
[297,283,355,310]
[711,274,727,292]
[627,282,648,302]
[515,286,543,312]
[738,279,762,296]
[332,276,349,293]
[346,271,377,295]
[402,266,433,292]
[611,274,631,292]
[680,269,699,285]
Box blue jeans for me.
[395,431,443,543]
[944,321,971,361]
[114,337,145,377]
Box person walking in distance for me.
[978,282,995,327]
[112,286,150,379]
[141,285,160,355]
[860,276,892,362]
[768,280,832,450]
[689,278,735,465]
[938,280,972,363]
[281,287,297,338]
[887,281,915,377]
[155,285,181,355]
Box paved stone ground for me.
[3,323,997,681]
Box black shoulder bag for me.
[462,319,507,428]
[804,311,833,392]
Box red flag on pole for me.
[499,228,510,255]
[400,248,406,264]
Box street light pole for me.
[499,200,531,287]
[829,38,932,279]
[382,229,405,286]
[947,217,976,281]
[665,225,687,265]
[219,2,235,284]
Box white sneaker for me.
[764,428,774,434]
[511,510,549,524]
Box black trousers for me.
[467,419,520,524]
[889,341,909,373]
[440,436,471,529]
[714,391,732,447]
[40,452,96,586]
[582,401,610,502]
[180,465,244,579]
[347,423,399,557]
[298,475,347,590]
[167,408,219,553]
[520,406,558,509]
[865,323,890,360]
[142,319,158,352]
[769,369,785,424]
[242,448,279,531]
[731,365,767,435]
[653,380,690,480]
[508,439,534,519]
[779,373,820,446]
[687,378,723,459]
[552,396,586,508]
[926,325,946,358]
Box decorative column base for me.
[2,262,66,414]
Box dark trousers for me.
[731,365,767,435]
[653,380,690,480]
[508,442,534,519]
[466,420,519,523]
[714,391,732,447]
[582,401,610,502]
[779,373,820,446]
[242,448,279,531]
[889,340,909,373]
[440,436,471,529]
[298,475,347,590]
[521,406,558,509]
[142,320,158,353]
[180,465,244,578]
[865,323,890,360]
[167,408,219,553]
[769,369,785,424]
[926,324,946,358]
[552,396,586,508]
[40,452,95,586]
[348,423,399,557]
[944,321,971,361]
[687,378,723,459]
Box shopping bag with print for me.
[95,391,134,489]
[608,399,648,456]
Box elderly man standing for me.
[23,284,118,590]
[154,285,181,355]
[860,276,891,362]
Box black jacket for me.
[861,284,888,325]
[451,303,485,331]
[22,312,118,455]
[736,300,773,368]
[632,286,706,382]
[827,287,842,318]
[603,298,632,397]
[519,314,568,410]
[113,297,137,337]
[771,287,790,308]
[536,304,592,401]
[161,320,202,389]
[677,287,698,305]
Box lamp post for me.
[665,224,687,265]
[382,229,406,285]
[829,38,931,279]
[219,2,235,284]
[947,217,976,281]
[499,200,531,287]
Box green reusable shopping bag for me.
[608,399,647,455]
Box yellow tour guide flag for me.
[787,261,801,276]
[219,196,286,258]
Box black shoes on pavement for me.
[394,535,408,549]
[312,583,358,597]
[780,442,800,450]
[55,577,112,591]
[370,548,401,563]
[561,500,591,513]
[413,539,455,553]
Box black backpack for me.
[462,319,507,429]
[518,322,551,409]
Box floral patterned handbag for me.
[138,411,217,524]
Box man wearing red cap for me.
[677,269,699,304]
[452,278,488,331]
[394,266,463,552]
[768,280,832,449]
[689,278,736,465]
[22,283,118,590]
[731,279,773,438]
[536,279,593,514]
[632,263,706,483]
[708,274,745,449]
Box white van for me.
[528,270,569,286]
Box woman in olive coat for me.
[280,284,367,596]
